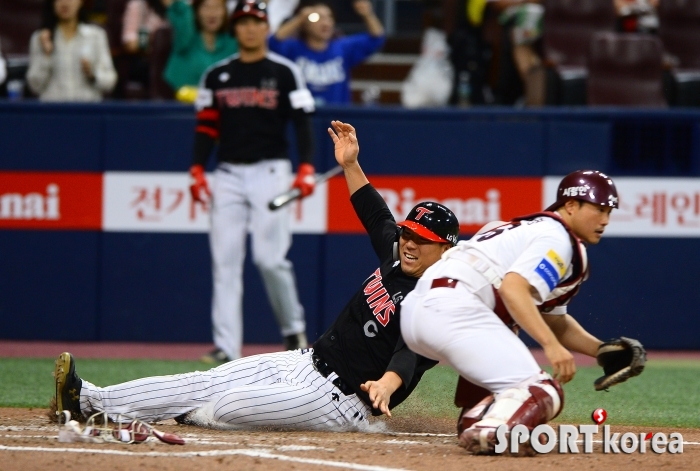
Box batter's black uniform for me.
[193,51,314,165]
[313,183,439,415]
[192,51,315,362]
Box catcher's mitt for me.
[594,337,646,391]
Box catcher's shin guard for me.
[457,394,495,436]
[458,374,564,456]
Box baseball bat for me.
[268,165,344,211]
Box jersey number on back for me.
[476,221,522,242]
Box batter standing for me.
[400,170,645,455]
[52,121,460,429]
[190,0,316,363]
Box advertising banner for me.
[0,172,102,230]
[102,172,329,233]
[4,172,699,237]
[327,176,543,234]
[544,177,700,237]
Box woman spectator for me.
[122,0,168,54]
[115,0,168,99]
[268,0,385,106]
[161,0,238,94]
[27,0,117,101]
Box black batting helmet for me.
[231,0,268,22]
[397,202,459,246]
[546,170,619,212]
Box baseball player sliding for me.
[52,121,460,428]
[190,0,316,363]
[400,170,646,456]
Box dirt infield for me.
[1,408,699,471]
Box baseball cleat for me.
[283,332,308,351]
[458,427,537,457]
[174,411,196,425]
[54,352,83,420]
[200,348,231,364]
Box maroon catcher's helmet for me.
[231,0,268,22]
[546,170,619,212]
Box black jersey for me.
[192,51,315,166]
[313,184,439,415]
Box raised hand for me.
[80,58,94,81]
[353,0,374,18]
[300,5,317,21]
[327,120,359,168]
[39,29,54,55]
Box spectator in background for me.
[474,0,544,106]
[116,0,169,98]
[122,0,168,54]
[27,0,117,101]
[498,1,544,106]
[268,0,385,106]
[0,46,6,88]
[161,0,238,97]
[614,0,659,33]
[443,0,492,106]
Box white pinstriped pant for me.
[79,349,370,429]
[210,159,306,361]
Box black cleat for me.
[283,332,308,351]
[174,411,196,425]
[200,348,231,364]
[54,352,83,420]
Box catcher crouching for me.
[399,170,647,456]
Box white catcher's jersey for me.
[424,217,577,314]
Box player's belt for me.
[430,278,458,289]
[311,354,355,396]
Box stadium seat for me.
[542,0,616,105]
[658,0,700,106]
[106,0,130,53]
[105,0,139,99]
[0,0,43,55]
[587,32,666,106]
[0,0,43,98]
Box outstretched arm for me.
[499,272,576,384]
[360,372,402,417]
[327,120,369,196]
[543,313,602,358]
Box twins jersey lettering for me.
[363,268,396,327]
[215,87,279,109]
